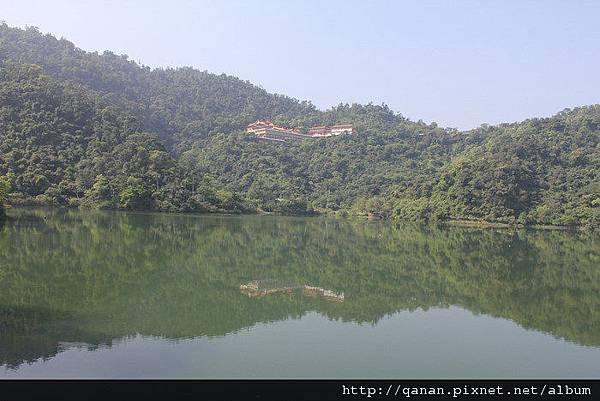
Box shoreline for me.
[3,204,590,232]
[442,219,577,231]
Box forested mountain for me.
[0,24,598,227]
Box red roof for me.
[247,120,352,138]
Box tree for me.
[119,177,152,210]
[0,173,13,220]
[82,175,114,209]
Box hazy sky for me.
[2,0,599,129]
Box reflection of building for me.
[240,280,345,302]
[245,120,353,143]
[239,281,295,297]
[301,285,345,302]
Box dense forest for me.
[0,24,598,227]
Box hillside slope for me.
[0,24,598,227]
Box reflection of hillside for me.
[0,208,599,369]
[0,305,115,369]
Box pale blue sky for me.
[2,0,599,129]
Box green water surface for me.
[0,208,598,378]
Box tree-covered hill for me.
[0,24,598,227]
[0,62,248,213]
[0,24,317,150]
[393,107,600,226]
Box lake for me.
[0,208,599,378]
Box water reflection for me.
[0,208,598,371]
[240,280,345,302]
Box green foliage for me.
[393,198,433,222]
[275,197,315,216]
[214,190,245,213]
[0,24,598,226]
[82,175,114,209]
[351,196,393,219]
[390,110,600,228]
[0,173,13,219]
[119,177,152,210]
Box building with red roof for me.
[246,120,354,143]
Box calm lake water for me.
[0,208,599,378]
